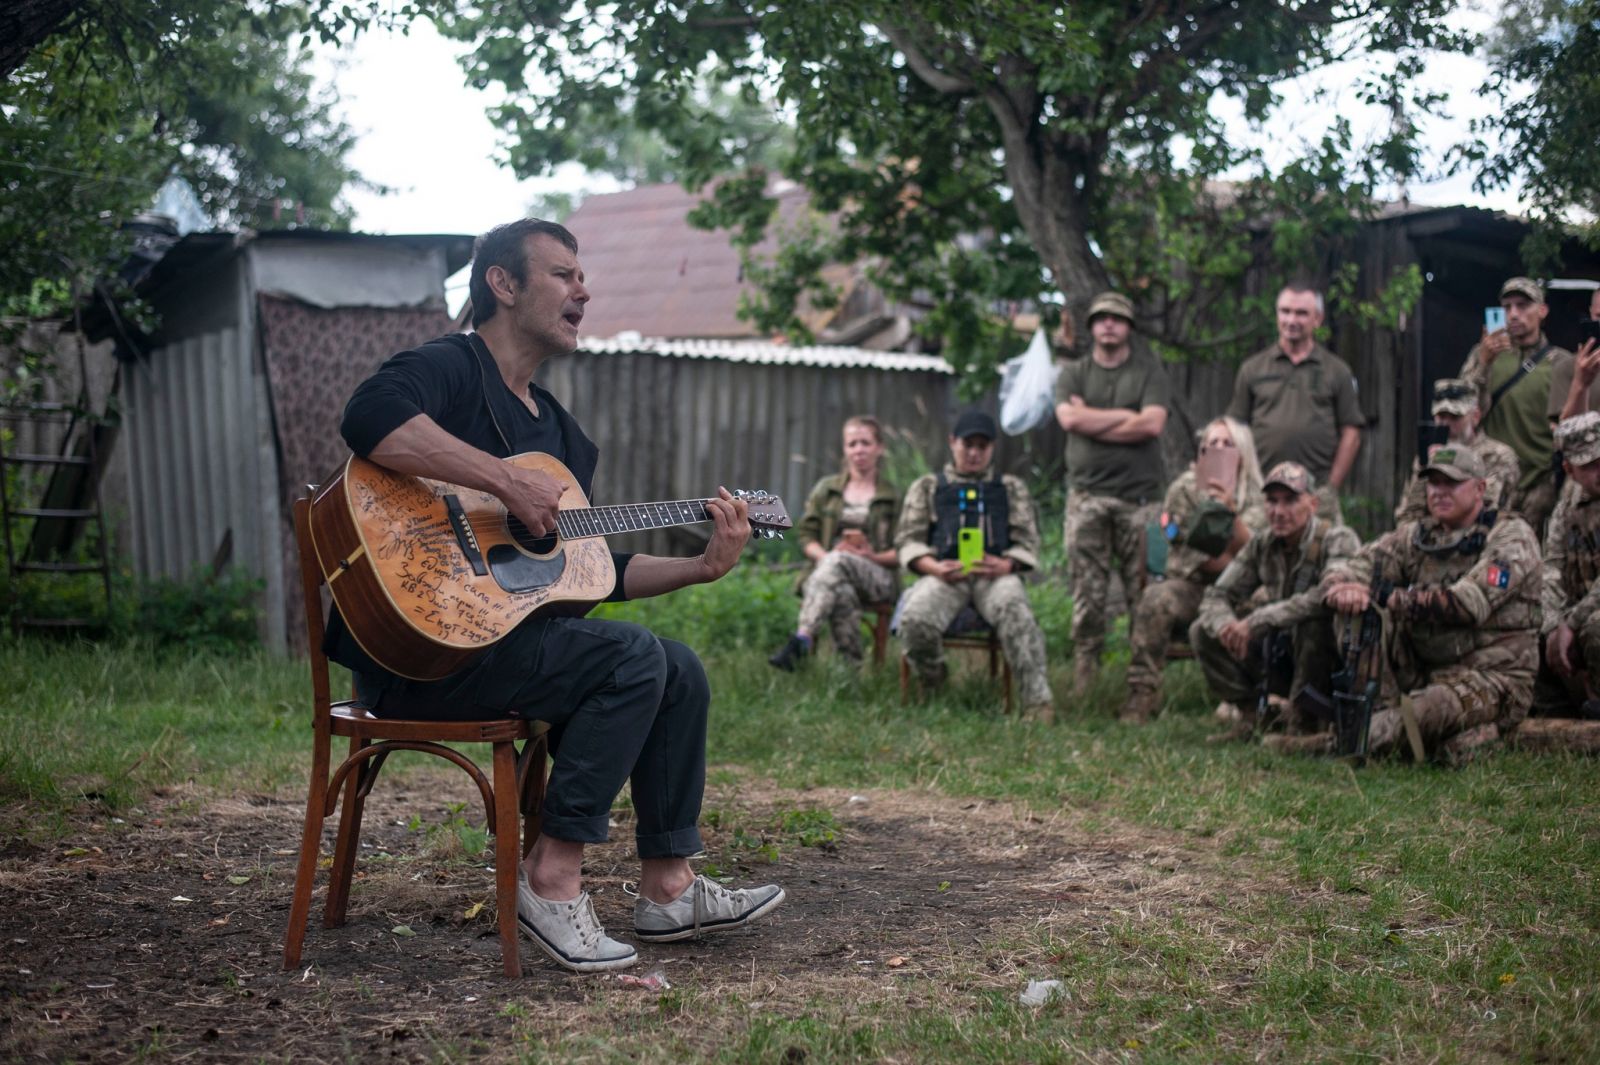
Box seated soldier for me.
[1303,446,1541,760]
[1394,377,1519,524]
[1535,411,1600,719]
[895,410,1055,722]
[769,415,900,670]
[1123,417,1266,724]
[1190,462,1360,742]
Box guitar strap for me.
[466,331,514,456]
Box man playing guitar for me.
[326,218,784,973]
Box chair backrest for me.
[291,490,333,719]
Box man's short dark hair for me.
[469,218,579,327]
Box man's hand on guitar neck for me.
[699,488,752,581]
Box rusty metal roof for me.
[563,181,815,340]
[579,333,954,374]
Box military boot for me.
[1262,730,1335,756]
[1121,688,1160,725]
[1206,709,1259,744]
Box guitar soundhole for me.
[507,517,558,556]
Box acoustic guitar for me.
[310,452,790,680]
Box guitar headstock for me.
[732,490,792,540]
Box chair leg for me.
[283,745,330,970]
[898,653,910,704]
[519,733,548,859]
[493,741,523,977]
[323,737,370,929]
[872,610,890,666]
[1002,659,1014,715]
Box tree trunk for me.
[1,0,85,79]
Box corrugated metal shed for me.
[537,336,958,555]
[113,230,470,651]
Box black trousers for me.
[361,617,709,859]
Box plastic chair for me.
[282,490,549,978]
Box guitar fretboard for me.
[550,500,716,539]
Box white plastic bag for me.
[997,328,1059,436]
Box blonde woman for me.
[1122,417,1266,722]
[769,417,901,669]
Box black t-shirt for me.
[326,332,629,678]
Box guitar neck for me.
[553,499,719,540]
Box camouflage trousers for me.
[898,573,1051,707]
[1313,483,1343,526]
[1532,609,1600,716]
[1126,577,1207,695]
[1065,492,1156,676]
[795,553,900,659]
[1512,477,1557,542]
[1352,614,1535,757]
[1189,614,1338,708]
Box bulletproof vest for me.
[930,474,1011,561]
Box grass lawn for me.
[2,565,1597,1062]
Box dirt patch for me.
[0,771,1286,1062]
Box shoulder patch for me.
[1485,561,1510,588]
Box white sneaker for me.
[634,875,785,943]
[516,874,638,973]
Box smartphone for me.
[1417,422,1450,465]
[1195,446,1238,500]
[957,527,985,572]
[1484,306,1506,332]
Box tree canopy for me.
[1471,0,1600,268]
[0,1,387,326]
[437,1,1467,378]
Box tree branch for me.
[876,19,975,96]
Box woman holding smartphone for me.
[1122,416,1266,723]
[769,416,901,670]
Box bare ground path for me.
[1,769,1296,1062]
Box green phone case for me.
[958,527,985,571]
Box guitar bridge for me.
[443,494,488,576]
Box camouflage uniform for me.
[1393,436,1520,525]
[1534,413,1600,715]
[1192,514,1360,713]
[1065,493,1157,686]
[1321,506,1542,759]
[1125,469,1266,707]
[895,463,1051,711]
[792,473,901,659]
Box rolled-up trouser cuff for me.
[538,810,614,845]
[636,825,704,860]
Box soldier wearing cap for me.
[1458,276,1573,535]
[1121,417,1267,724]
[1054,290,1173,694]
[1226,282,1364,523]
[1305,445,1542,761]
[1190,461,1361,742]
[1394,378,1520,524]
[1535,412,1600,717]
[894,410,1056,722]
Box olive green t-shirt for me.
[1225,344,1363,480]
[1055,350,1171,503]
[1459,337,1569,491]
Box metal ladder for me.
[0,329,114,634]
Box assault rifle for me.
[1328,589,1385,761]
[1254,630,1295,729]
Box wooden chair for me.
[866,602,895,666]
[897,620,1014,714]
[282,491,549,978]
